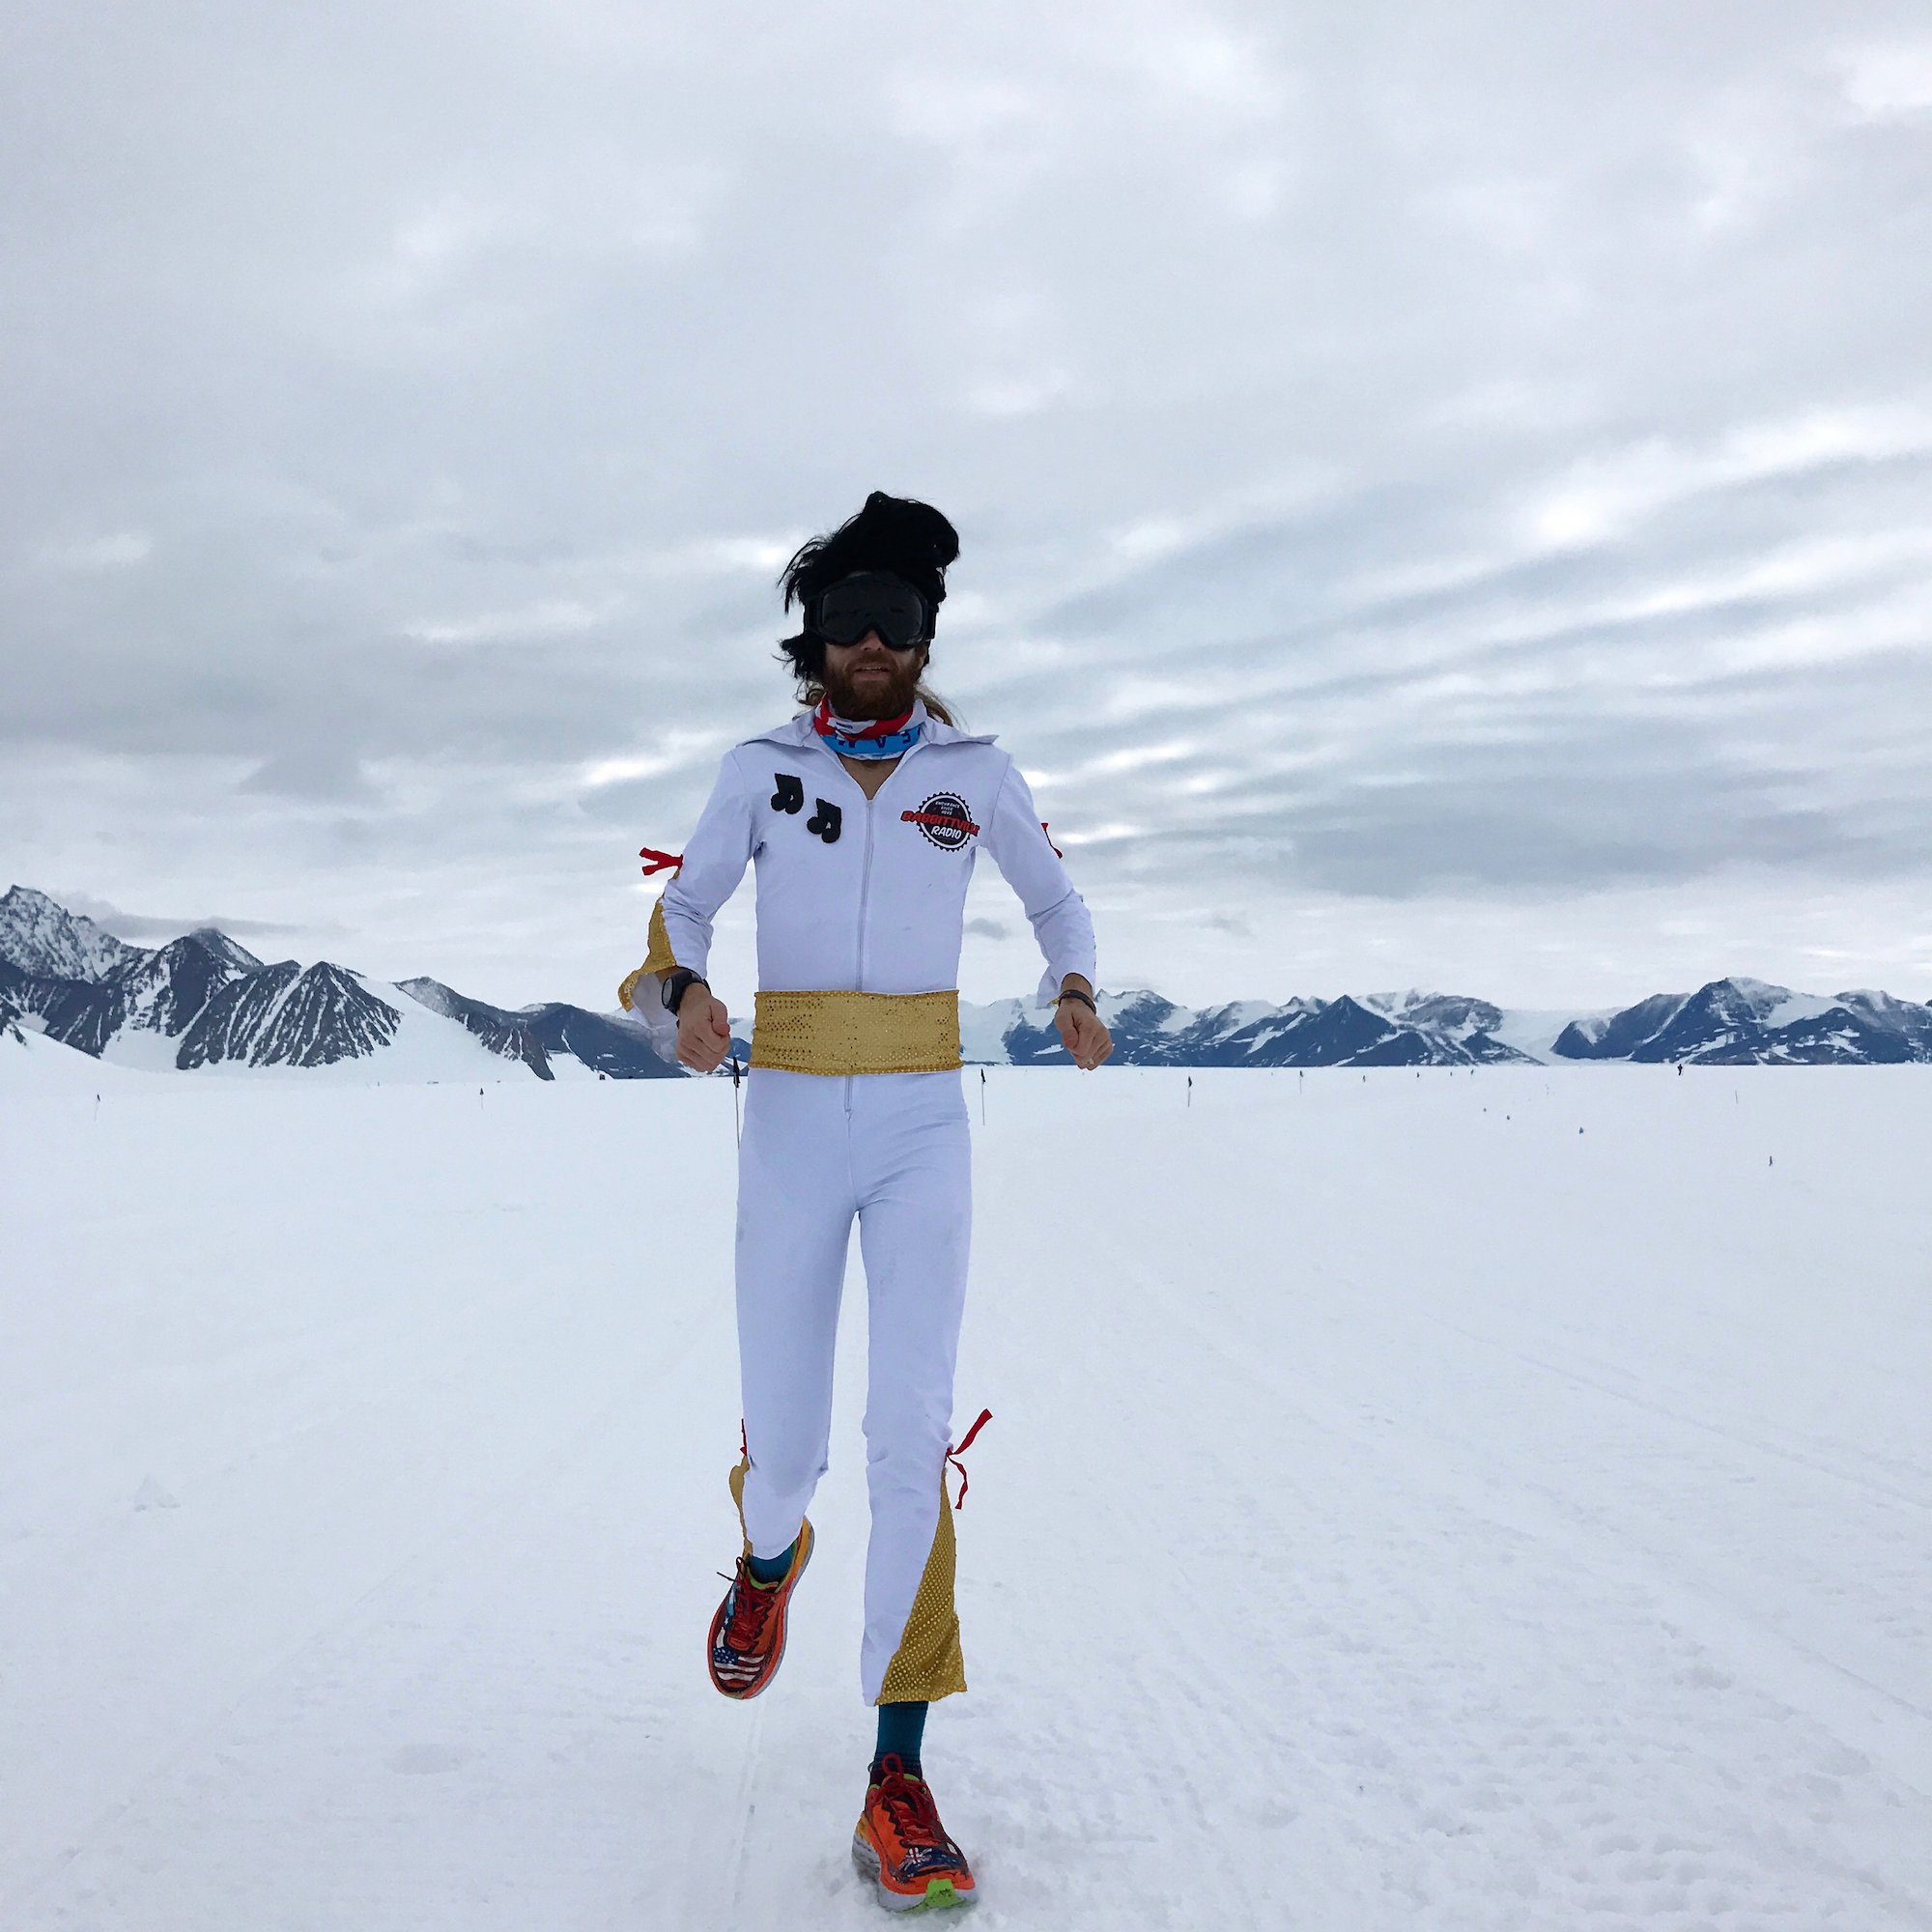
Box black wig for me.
[775,491,960,698]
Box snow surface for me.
[1488,1006,1602,1061]
[3,1067,1930,1929]
[0,1024,155,1089]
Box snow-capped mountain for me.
[393,978,555,1078]
[976,986,1535,1068]
[0,885,147,982]
[177,961,405,1070]
[1838,989,1932,1058]
[6,886,1930,1077]
[961,975,1932,1067]
[395,978,731,1080]
[1549,977,1931,1066]
[6,929,264,1057]
[1,887,680,1083]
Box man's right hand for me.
[674,988,733,1072]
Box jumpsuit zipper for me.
[810,735,931,1114]
[851,791,873,1115]
[808,735,934,977]
[857,788,875,994]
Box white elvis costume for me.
[620,696,1096,1703]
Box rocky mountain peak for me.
[0,884,147,982]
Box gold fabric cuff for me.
[617,898,681,1011]
[750,989,962,1076]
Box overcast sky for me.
[5,1,1931,1012]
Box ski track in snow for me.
[1,1067,1929,1929]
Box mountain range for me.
[5,884,1929,1082]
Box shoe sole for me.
[850,1829,978,1913]
[708,1524,813,1700]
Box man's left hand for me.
[1056,996,1113,1070]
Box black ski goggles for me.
[808,571,931,651]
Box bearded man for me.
[620,491,1111,1913]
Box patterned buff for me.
[811,695,925,760]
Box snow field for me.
[2,1066,1929,1929]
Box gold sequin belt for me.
[749,989,962,1076]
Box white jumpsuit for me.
[621,699,1096,1704]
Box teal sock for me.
[746,1540,794,1585]
[872,1700,928,1776]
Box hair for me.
[775,491,962,724]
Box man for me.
[619,491,1111,1913]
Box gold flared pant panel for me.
[724,1458,967,1704]
[876,1469,967,1705]
[727,1453,753,1558]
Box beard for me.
[818,648,924,721]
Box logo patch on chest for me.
[902,792,980,850]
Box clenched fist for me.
[1055,990,1113,1070]
[675,989,733,1073]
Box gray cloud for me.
[53,894,328,942]
[4,1,1930,1007]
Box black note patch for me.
[771,772,805,813]
[806,798,842,843]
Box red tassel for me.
[946,1406,993,1508]
[1040,821,1063,858]
[639,844,684,877]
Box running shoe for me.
[852,1751,978,1913]
[706,1520,813,1699]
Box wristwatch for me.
[661,968,709,1015]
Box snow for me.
[959,996,1028,1064]
[1839,987,1892,1009]
[1758,989,1843,1029]
[1363,986,1426,1014]
[1719,977,1837,1031]
[1192,997,1280,1036]
[185,926,265,975]
[83,974,531,1084]
[0,1024,154,1089]
[1489,1006,1603,1060]
[3,1066,1930,1928]
[91,1023,192,1074]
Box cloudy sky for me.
[6,1,1931,1012]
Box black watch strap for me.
[661,968,708,1014]
[1055,987,1097,1013]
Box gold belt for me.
[750,989,961,1076]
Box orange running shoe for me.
[706,1520,813,1699]
[851,1752,978,1913]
